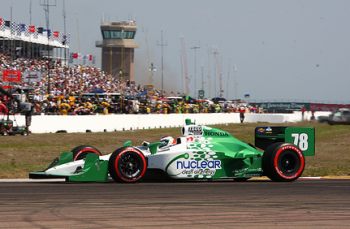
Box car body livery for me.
[30,119,315,182]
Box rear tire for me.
[71,145,102,161]
[262,142,305,182]
[108,147,147,183]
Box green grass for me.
[0,122,349,178]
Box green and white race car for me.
[29,119,315,183]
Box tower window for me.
[102,30,135,39]
[103,30,111,39]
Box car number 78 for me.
[291,133,309,151]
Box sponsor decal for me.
[203,130,229,137]
[176,159,221,177]
[176,160,221,169]
[265,127,272,133]
[165,151,221,178]
[188,126,203,135]
[257,128,265,133]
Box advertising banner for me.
[2,70,21,83]
[23,70,42,83]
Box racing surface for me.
[0,179,349,228]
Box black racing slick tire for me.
[262,142,305,182]
[108,147,147,183]
[71,145,102,161]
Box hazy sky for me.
[1,0,350,102]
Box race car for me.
[29,119,315,183]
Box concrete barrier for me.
[6,111,331,134]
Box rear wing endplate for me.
[255,126,315,156]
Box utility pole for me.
[40,0,57,94]
[148,62,157,85]
[180,37,189,95]
[190,45,200,98]
[226,61,230,99]
[219,55,223,98]
[207,47,211,98]
[157,30,167,96]
[201,66,204,98]
[212,49,219,97]
[233,65,238,99]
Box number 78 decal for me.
[285,127,315,156]
[291,133,308,151]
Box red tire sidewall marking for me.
[73,147,102,161]
[114,147,147,182]
[273,145,305,180]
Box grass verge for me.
[0,122,349,178]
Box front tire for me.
[71,145,102,161]
[262,143,305,182]
[108,147,147,183]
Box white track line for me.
[0,179,65,182]
[299,177,322,180]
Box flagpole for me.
[29,0,32,58]
[10,5,14,61]
[40,0,57,95]
[63,0,67,92]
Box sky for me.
[1,0,350,103]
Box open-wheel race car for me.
[29,119,315,182]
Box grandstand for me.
[0,16,68,61]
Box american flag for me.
[20,24,30,37]
[15,23,23,36]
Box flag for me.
[4,20,10,27]
[43,29,51,38]
[37,27,43,34]
[62,34,67,45]
[88,54,93,61]
[62,34,70,45]
[71,53,78,59]
[28,25,35,33]
[83,55,87,65]
[19,23,29,37]
[0,18,4,31]
[19,24,26,32]
[53,31,59,38]
[16,24,22,36]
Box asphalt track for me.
[0,180,349,228]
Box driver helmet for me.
[159,136,175,148]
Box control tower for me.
[96,21,138,81]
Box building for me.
[96,21,138,82]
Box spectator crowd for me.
[0,53,256,116]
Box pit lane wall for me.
[9,111,330,134]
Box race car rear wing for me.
[255,126,315,156]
